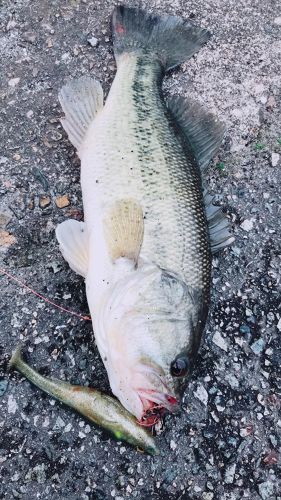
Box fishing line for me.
[0,267,91,321]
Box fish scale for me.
[132,57,211,293]
[82,55,211,297]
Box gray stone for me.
[258,481,275,499]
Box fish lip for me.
[133,363,179,425]
[136,388,180,427]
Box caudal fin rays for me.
[112,5,211,70]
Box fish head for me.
[101,262,205,425]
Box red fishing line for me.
[0,267,91,321]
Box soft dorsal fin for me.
[103,199,144,264]
[167,95,225,171]
[59,76,103,152]
[56,219,88,277]
[167,95,233,252]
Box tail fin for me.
[112,5,211,71]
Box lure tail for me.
[8,345,22,370]
[112,5,211,70]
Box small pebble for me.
[6,19,17,30]
[202,493,214,500]
[258,481,275,499]
[231,246,241,257]
[39,195,51,209]
[55,195,70,208]
[271,153,280,167]
[194,383,208,406]
[0,208,12,228]
[240,218,254,232]
[224,463,236,484]
[170,439,177,450]
[8,77,20,87]
[42,416,49,428]
[0,230,17,248]
[239,324,251,334]
[0,379,8,397]
[212,331,228,351]
[7,394,18,414]
[266,95,276,109]
[273,16,281,25]
[240,424,253,437]
[251,338,265,355]
[263,450,278,465]
[22,31,37,43]
[88,35,98,47]
[48,261,62,274]
[54,416,65,430]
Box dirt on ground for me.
[0,1,280,499]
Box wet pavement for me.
[0,1,280,498]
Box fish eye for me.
[170,356,190,378]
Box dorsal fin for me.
[103,199,144,263]
[167,95,225,171]
[59,76,103,152]
[167,95,233,252]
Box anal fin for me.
[103,199,144,264]
[59,76,103,152]
[56,220,88,277]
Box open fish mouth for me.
[137,388,179,427]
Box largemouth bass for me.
[9,346,158,454]
[56,6,233,426]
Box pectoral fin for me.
[56,220,88,277]
[103,199,144,264]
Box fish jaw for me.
[106,359,180,424]
[137,389,179,426]
[133,363,180,424]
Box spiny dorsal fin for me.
[59,76,103,152]
[167,95,225,171]
[103,199,144,263]
[204,192,234,253]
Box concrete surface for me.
[0,0,280,499]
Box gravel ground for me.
[0,1,280,499]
